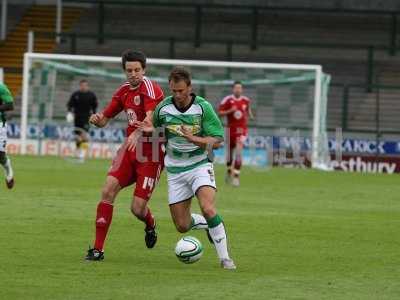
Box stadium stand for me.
[0,5,83,96]
[2,2,400,133]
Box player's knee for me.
[201,206,217,219]
[175,220,191,233]
[130,200,146,218]
[101,186,117,203]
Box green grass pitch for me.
[0,155,399,299]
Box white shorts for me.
[0,124,7,152]
[167,162,217,205]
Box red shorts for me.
[108,142,164,201]
[228,127,248,148]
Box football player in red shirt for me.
[218,81,253,187]
[85,50,164,261]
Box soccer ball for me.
[175,236,203,264]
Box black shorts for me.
[74,122,90,135]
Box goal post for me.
[21,52,330,169]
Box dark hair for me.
[121,49,146,70]
[79,79,88,84]
[232,81,242,87]
[168,66,191,85]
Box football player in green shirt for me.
[136,67,236,269]
[0,82,15,189]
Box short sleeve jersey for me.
[0,83,14,124]
[102,77,164,136]
[218,95,251,129]
[153,94,223,174]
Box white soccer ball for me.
[175,236,203,264]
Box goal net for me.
[21,52,331,169]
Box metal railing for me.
[63,0,400,56]
[40,31,381,93]
[30,30,400,135]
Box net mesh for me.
[25,57,330,167]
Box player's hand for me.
[227,106,237,114]
[181,125,196,142]
[89,113,105,127]
[133,119,154,133]
[66,112,74,123]
[212,141,223,149]
[126,129,143,152]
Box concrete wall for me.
[104,0,400,12]
[7,0,400,12]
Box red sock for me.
[94,201,114,251]
[144,208,155,230]
[234,156,242,170]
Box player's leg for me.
[196,186,236,269]
[192,163,236,269]
[86,145,133,260]
[169,199,192,233]
[86,175,122,261]
[225,145,234,184]
[0,126,13,189]
[131,196,158,248]
[79,123,90,161]
[225,129,235,184]
[0,151,14,189]
[231,137,244,187]
[167,170,204,232]
[74,124,89,162]
[74,127,84,161]
[133,161,163,248]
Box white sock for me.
[2,157,13,181]
[191,213,208,230]
[77,148,85,161]
[209,222,230,260]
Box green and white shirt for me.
[0,83,14,125]
[153,94,224,174]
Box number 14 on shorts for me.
[142,177,155,190]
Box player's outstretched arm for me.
[89,112,109,128]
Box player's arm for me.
[181,129,223,150]
[245,97,254,119]
[127,98,165,151]
[218,100,236,117]
[127,84,165,151]
[248,103,254,119]
[182,102,224,149]
[141,84,164,125]
[126,110,154,151]
[218,107,236,116]
[0,84,14,112]
[89,112,109,128]
[66,93,75,123]
[66,93,75,112]
[92,91,123,128]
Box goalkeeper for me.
[66,79,98,162]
